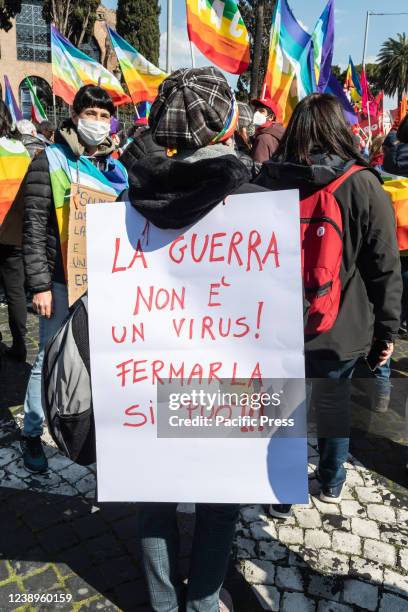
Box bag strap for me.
[324,164,364,195]
[81,293,88,314]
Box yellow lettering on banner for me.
[210,0,224,29]
[67,183,117,306]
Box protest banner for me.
[86,192,308,503]
[67,185,117,306]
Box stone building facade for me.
[0,0,118,117]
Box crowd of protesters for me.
[0,67,405,611]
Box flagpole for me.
[362,11,370,67]
[190,41,196,69]
[362,12,372,145]
[166,0,173,73]
[50,23,57,126]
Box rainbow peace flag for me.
[263,0,335,125]
[108,27,166,105]
[326,72,358,125]
[25,76,48,123]
[4,75,23,128]
[0,138,30,225]
[51,25,131,106]
[344,56,362,103]
[186,0,250,75]
[45,144,128,275]
[262,0,314,124]
[135,101,151,125]
[312,0,334,92]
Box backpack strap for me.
[324,164,364,194]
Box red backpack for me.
[300,165,362,335]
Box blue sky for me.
[104,1,408,105]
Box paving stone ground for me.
[0,305,407,611]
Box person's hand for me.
[378,341,394,366]
[32,291,53,319]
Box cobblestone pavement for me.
[0,306,407,611]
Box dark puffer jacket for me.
[383,131,408,176]
[256,153,402,361]
[22,152,63,293]
[22,122,118,294]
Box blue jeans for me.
[23,282,69,438]
[137,502,240,612]
[306,357,357,488]
[357,357,392,399]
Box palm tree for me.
[377,33,408,103]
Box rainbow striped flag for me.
[107,27,166,105]
[51,25,131,106]
[312,0,334,93]
[326,72,358,125]
[25,76,48,123]
[0,138,30,225]
[186,0,250,75]
[45,144,128,275]
[135,101,151,124]
[263,0,336,125]
[262,0,314,124]
[344,56,362,103]
[4,76,23,128]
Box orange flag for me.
[399,93,407,122]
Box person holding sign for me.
[122,67,263,612]
[20,85,128,474]
[256,94,402,516]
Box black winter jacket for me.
[125,154,253,229]
[22,123,118,294]
[383,131,408,177]
[22,151,64,293]
[255,154,402,361]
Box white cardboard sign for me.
[86,192,308,503]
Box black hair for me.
[397,115,408,143]
[253,101,276,120]
[72,85,115,117]
[38,120,56,133]
[0,99,13,138]
[274,93,365,165]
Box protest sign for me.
[67,184,117,306]
[86,192,308,503]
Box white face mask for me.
[77,118,110,146]
[253,111,268,127]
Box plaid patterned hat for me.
[237,102,254,130]
[149,67,237,149]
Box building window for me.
[80,37,101,63]
[16,0,51,63]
